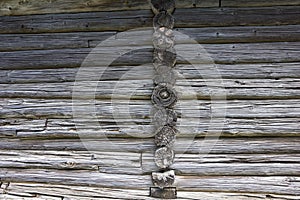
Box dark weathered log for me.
[0,0,218,16]
[221,0,300,7]
[1,25,300,51]
[1,42,299,70]
[0,6,300,33]
[0,32,116,51]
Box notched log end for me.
[150,187,177,199]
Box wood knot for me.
[151,84,177,108]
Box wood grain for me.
[2,183,299,200]
[1,42,299,70]
[0,168,299,195]
[1,25,300,51]
[1,6,300,34]
[0,78,299,99]
[0,63,299,84]
[0,150,300,176]
[0,0,219,16]
[0,98,299,138]
[0,137,300,154]
[0,1,299,197]
[221,0,300,7]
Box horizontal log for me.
[1,42,299,70]
[142,153,300,176]
[1,25,300,51]
[0,150,141,174]
[8,117,300,138]
[0,99,299,137]
[0,0,218,16]
[2,183,300,200]
[0,63,299,84]
[1,98,299,120]
[1,137,300,154]
[0,150,300,176]
[1,6,300,33]
[221,0,300,7]
[0,168,299,195]
[0,78,299,99]
[177,176,300,195]
[0,31,116,51]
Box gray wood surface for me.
[0,98,299,138]
[0,1,300,199]
[1,42,299,70]
[0,0,219,16]
[0,149,300,176]
[1,6,300,33]
[0,168,299,195]
[1,78,299,99]
[221,0,300,7]
[1,137,300,153]
[1,63,299,84]
[1,183,300,200]
[1,25,299,51]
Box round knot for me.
[151,84,177,108]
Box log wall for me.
[0,0,300,199]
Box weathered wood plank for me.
[0,78,299,99]
[142,153,300,176]
[0,63,299,84]
[0,168,299,195]
[2,97,299,119]
[10,118,300,138]
[0,32,116,51]
[0,150,141,174]
[0,137,300,154]
[1,25,300,51]
[221,0,300,7]
[2,183,299,200]
[177,176,300,195]
[177,25,300,44]
[0,0,219,16]
[1,42,299,70]
[0,99,299,137]
[1,6,300,33]
[0,150,300,176]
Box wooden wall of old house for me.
[0,0,300,199]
